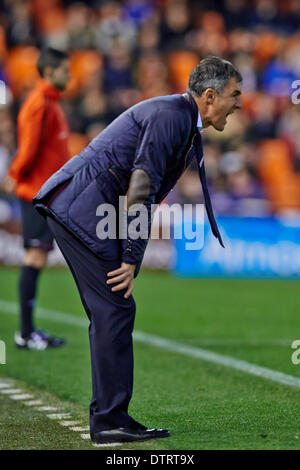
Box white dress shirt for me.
[197,112,203,133]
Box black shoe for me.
[90,425,170,444]
[14,330,66,350]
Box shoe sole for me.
[91,431,170,444]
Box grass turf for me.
[0,378,95,450]
[0,267,300,449]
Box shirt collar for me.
[37,79,62,100]
[197,112,203,132]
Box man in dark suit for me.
[33,56,242,444]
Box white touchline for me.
[24,400,43,406]
[0,383,12,389]
[0,379,94,447]
[134,331,300,388]
[70,426,90,432]
[92,442,124,447]
[60,421,82,427]
[1,299,300,389]
[0,299,88,327]
[37,406,59,411]
[47,413,71,419]
[9,394,34,400]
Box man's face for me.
[50,59,70,91]
[205,77,242,131]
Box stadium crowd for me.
[0,0,300,223]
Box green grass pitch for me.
[0,267,300,450]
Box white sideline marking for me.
[37,406,59,411]
[10,394,34,400]
[60,421,81,427]
[92,442,124,447]
[182,338,291,347]
[1,299,300,389]
[0,377,94,448]
[0,299,88,328]
[0,383,11,389]
[70,426,90,432]
[135,331,300,389]
[47,413,70,420]
[24,400,43,406]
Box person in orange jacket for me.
[3,47,70,350]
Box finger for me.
[111,280,129,292]
[124,281,133,299]
[106,273,127,284]
[107,267,125,277]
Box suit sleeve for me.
[9,102,46,183]
[122,108,184,270]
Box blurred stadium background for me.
[1,0,300,451]
[0,0,300,276]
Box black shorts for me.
[20,199,54,251]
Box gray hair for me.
[188,56,242,96]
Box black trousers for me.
[21,199,54,251]
[47,217,137,433]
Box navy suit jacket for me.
[33,92,202,275]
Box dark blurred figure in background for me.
[2,47,70,350]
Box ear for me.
[204,88,216,105]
